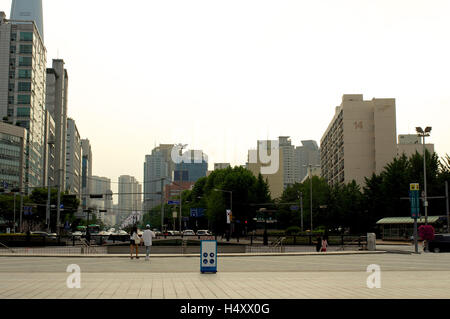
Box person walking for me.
[315,236,322,252]
[143,224,156,261]
[130,226,140,260]
[321,236,328,252]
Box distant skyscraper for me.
[295,140,320,182]
[91,176,112,212]
[174,150,208,183]
[46,59,69,192]
[118,175,141,222]
[81,139,93,208]
[10,0,44,42]
[143,144,174,211]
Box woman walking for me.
[130,226,140,259]
[321,236,328,252]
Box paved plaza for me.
[0,253,449,299]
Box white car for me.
[183,230,195,236]
[196,230,212,236]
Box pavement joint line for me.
[0,251,388,258]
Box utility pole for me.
[56,169,62,235]
[19,189,23,232]
[13,192,16,233]
[446,181,449,234]
[300,192,303,232]
[160,178,165,232]
[310,165,313,232]
[422,135,428,225]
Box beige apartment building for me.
[321,95,397,186]
[248,139,284,199]
[397,134,434,158]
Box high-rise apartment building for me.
[247,137,320,198]
[0,121,27,190]
[143,144,174,211]
[397,134,434,158]
[320,94,397,186]
[0,11,47,192]
[46,59,68,191]
[214,163,230,170]
[248,139,284,199]
[91,176,113,212]
[65,118,81,198]
[81,139,93,208]
[118,175,142,222]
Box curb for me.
[0,251,389,258]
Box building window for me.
[9,70,15,79]
[19,45,32,54]
[17,107,30,117]
[18,69,31,79]
[11,33,17,41]
[20,32,33,41]
[10,45,16,54]
[18,82,31,92]
[19,56,32,67]
[17,95,31,105]
[8,83,15,92]
[8,96,14,105]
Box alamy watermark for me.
[366,264,381,289]
[66,264,81,289]
[170,141,280,175]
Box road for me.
[0,253,449,299]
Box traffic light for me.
[245,220,248,225]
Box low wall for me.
[107,245,246,254]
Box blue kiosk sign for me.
[200,240,217,274]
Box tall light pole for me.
[304,164,320,232]
[175,144,188,232]
[416,126,432,225]
[214,188,233,241]
[46,141,55,233]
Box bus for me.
[88,224,101,234]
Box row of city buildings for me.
[136,94,434,226]
[0,1,102,223]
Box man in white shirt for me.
[143,224,156,261]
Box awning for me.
[376,216,442,225]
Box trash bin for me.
[367,233,376,251]
[200,240,217,274]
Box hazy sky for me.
[2,0,450,198]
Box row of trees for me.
[142,166,272,234]
[0,188,85,232]
[142,151,450,236]
[279,151,450,234]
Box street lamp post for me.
[214,188,233,241]
[416,127,432,225]
[304,164,320,232]
[175,144,188,232]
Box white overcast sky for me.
[2,0,450,198]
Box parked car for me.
[182,230,195,236]
[196,230,212,236]
[71,231,83,239]
[31,231,57,238]
[429,234,450,253]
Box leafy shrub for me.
[285,226,301,235]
